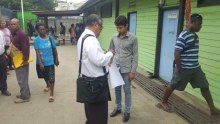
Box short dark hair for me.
[114,15,128,26]
[85,14,102,26]
[190,13,202,23]
[35,22,45,30]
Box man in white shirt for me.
[0,19,11,96]
[77,14,115,124]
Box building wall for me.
[99,0,117,50]
[87,0,220,108]
[118,0,159,72]
[0,6,13,19]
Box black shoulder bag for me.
[49,36,56,64]
[76,34,111,103]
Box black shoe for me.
[110,109,121,117]
[2,90,11,96]
[9,67,14,70]
[123,112,130,122]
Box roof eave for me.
[78,0,101,12]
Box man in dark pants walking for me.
[0,53,11,96]
[0,19,11,96]
[27,19,34,40]
[59,22,66,45]
[158,13,220,115]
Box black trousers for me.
[0,54,7,92]
[84,102,108,124]
[5,46,12,68]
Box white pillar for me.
[21,0,25,30]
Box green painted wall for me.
[99,0,117,50]
[87,0,220,109]
[118,0,159,72]
[16,11,37,32]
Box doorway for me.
[128,12,137,34]
[159,9,179,82]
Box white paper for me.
[108,62,125,88]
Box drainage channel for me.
[134,73,220,124]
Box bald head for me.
[11,18,19,23]
[10,18,20,32]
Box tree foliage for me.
[0,0,55,10]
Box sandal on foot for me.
[156,103,172,113]
[49,96,54,102]
[44,88,49,92]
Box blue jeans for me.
[114,73,131,113]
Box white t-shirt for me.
[77,28,113,77]
[0,31,6,55]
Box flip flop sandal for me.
[156,103,172,113]
[49,96,54,102]
[44,88,49,92]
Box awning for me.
[32,10,82,17]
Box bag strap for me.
[49,36,54,49]
[49,36,56,64]
[78,34,94,77]
[78,34,107,77]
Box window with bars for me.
[197,0,220,7]
[101,2,112,18]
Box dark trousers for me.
[0,54,8,92]
[5,46,12,68]
[84,102,108,124]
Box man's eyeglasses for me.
[98,23,103,29]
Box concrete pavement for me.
[0,43,188,124]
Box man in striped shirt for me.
[158,13,220,115]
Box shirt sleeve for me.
[175,36,185,52]
[20,33,30,61]
[109,37,114,49]
[131,37,138,73]
[34,38,38,50]
[86,37,113,67]
[2,35,6,46]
